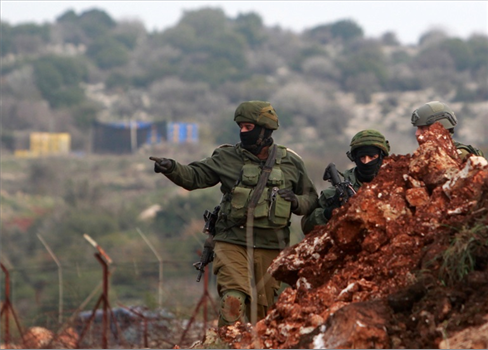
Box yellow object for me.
[15,132,71,157]
[30,132,71,155]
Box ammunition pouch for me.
[225,147,291,229]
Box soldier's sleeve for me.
[162,147,228,190]
[289,152,319,216]
[300,187,336,234]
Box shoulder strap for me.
[247,144,278,212]
[454,141,483,156]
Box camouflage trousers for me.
[213,241,281,323]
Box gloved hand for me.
[149,156,172,173]
[277,188,298,210]
[323,191,342,220]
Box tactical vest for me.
[454,141,485,158]
[220,145,292,229]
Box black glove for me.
[277,188,298,210]
[323,191,342,220]
[149,156,172,173]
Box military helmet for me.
[347,129,390,161]
[411,101,457,130]
[234,101,279,130]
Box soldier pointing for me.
[150,100,318,327]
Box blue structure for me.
[92,121,199,154]
[167,122,199,144]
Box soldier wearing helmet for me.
[301,129,390,235]
[411,101,484,160]
[150,101,318,327]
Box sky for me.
[1,1,487,45]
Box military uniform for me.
[301,167,361,235]
[301,129,390,236]
[454,141,485,161]
[162,143,318,248]
[411,101,485,161]
[151,101,318,326]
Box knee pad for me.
[219,290,247,326]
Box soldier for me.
[411,101,484,160]
[301,129,390,235]
[149,101,318,326]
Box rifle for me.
[323,163,357,206]
[193,205,220,282]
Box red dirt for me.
[218,122,488,349]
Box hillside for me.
[1,6,488,349]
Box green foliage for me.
[28,159,62,195]
[467,35,488,71]
[340,41,388,85]
[114,31,139,50]
[0,21,50,56]
[438,222,488,286]
[160,8,248,85]
[1,22,14,55]
[57,208,120,245]
[11,23,50,41]
[78,8,116,39]
[106,72,131,90]
[291,45,328,72]
[330,19,364,42]
[71,100,102,129]
[56,10,78,23]
[0,128,15,151]
[305,24,333,44]
[63,179,106,208]
[438,38,473,71]
[86,35,129,69]
[153,190,219,238]
[305,19,364,44]
[32,55,88,108]
[235,12,266,47]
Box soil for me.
[216,123,488,349]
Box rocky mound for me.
[218,123,488,349]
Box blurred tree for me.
[86,35,129,69]
[338,40,388,92]
[418,29,448,47]
[32,55,88,108]
[330,19,364,42]
[0,22,50,55]
[0,22,13,55]
[235,12,267,47]
[160,8,248,85]
[71,100,102,130]
[438,38,473,71]
[78,8,116,39]
[467,35,488,71]
[381,31,400,46]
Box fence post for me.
[136,227,163,308]
[37,234,63,324]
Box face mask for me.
[240,125,273,155]
[353,146,383,182]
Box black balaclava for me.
[240,125,273,155]
[353,146,383,183]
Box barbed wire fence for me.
[1,239,219,349]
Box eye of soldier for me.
[239,123,255,132]
[360,154,379,164]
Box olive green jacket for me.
[162,143,318,250]
[301,167,361,235]
[454,141,485,161]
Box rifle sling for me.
[247,144,278,213]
